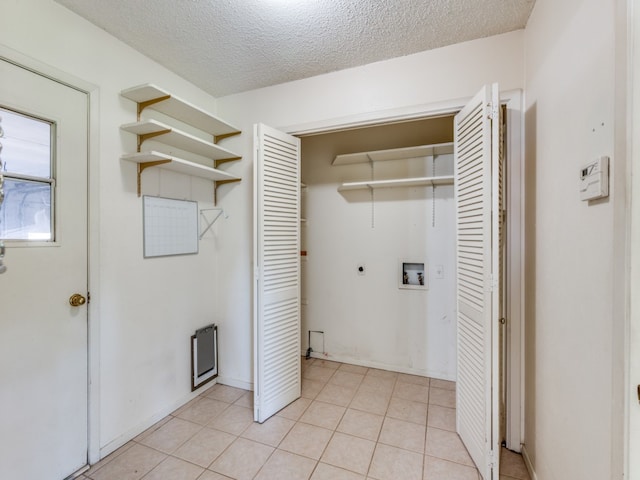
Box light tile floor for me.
[81,358,530,480]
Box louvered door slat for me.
[254,124,301,423]
[455,84,502,480]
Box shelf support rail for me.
[368,153,375,228]
[199,208,228,239]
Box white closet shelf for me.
[122,151,241,197]
[121,119,242,161]
[339,175,454,191]
[333,142,454,166]
[121,84,241,140]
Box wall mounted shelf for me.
[332,142,453,166]
[122,151,241,196]
[121,83,241,141]
[339,175,454,191]
[121,119,241,161]
[121,84,242,203]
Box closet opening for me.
[289,92,523,456]
[298,114,456,380]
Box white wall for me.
[301,146,457,379]
[216,31,524,387]
[523,0,626,477]
[0,0,229,458]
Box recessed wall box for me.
[580,156,609,201]
[399,259,427,290]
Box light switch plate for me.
[580,156,609,201]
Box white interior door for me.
[454,83,502,480]
[0,59,88,479]
[253,123,301,423]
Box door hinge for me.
[87,292,91,304]
[488,102,499,121]
[488,449,497,469]
[487,274,497,292]
[637,384,640,404]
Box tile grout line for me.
[422,377,431,480]
[363,371,399,479]
[158,388,251,478]
[301,358,332,480]
[302,359,345,479]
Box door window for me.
[0,107,54,241]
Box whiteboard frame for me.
[142,195,199,258]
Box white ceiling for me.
[55,0,535,98]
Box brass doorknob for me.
[69,293,86,307]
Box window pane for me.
[0,178,52,241]
[0,107,52,178]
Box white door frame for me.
[627,1,640,476]
[282,89,525,450]
[0,44,102,465]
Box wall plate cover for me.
[580,156,609,201]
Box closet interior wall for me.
[299,116,459,380]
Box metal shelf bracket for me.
[199,208,229,239]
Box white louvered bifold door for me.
[253,123,301,423]
[454,84,502,480]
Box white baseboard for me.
[216,375,253,391]
[98,381,217,460]
[300,350,455,382]
[521,444,537,480]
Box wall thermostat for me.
[580,156,609,201]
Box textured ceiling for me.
[55,0,535,98]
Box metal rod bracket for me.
[199,208,228,239]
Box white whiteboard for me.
[143,196,199,257]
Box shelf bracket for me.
[136,160,171,196]
[137,129,172,152]
[214,156,243,168]
[137,95,171,120]
[199,208,228,239]
[214,178,241,205]
[214,131,242,144]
